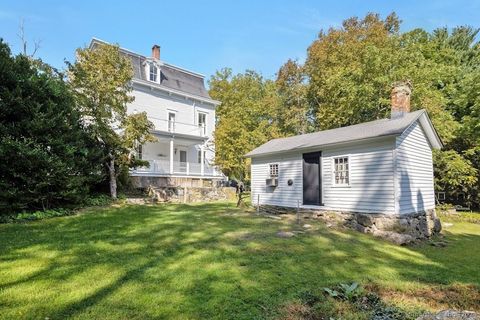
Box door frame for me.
[302,151,323,206]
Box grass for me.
[0,203,479,319]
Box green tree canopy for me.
[0,39,104,213]
[68,43,155,198]
[209,68,281,181]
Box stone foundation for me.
[131,176,223,188]
[259,205,442,244]
[148,186,236,203]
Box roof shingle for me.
[245,110,426,157]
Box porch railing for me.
[149,118,206,137]
[132,159,221,177]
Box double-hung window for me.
[269,164,279,178]
[333,157,349,186]
[198,113,207,136]
[197,150,205,164]
[168,112,176,132]
[148,62,158,82]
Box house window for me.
[148,62,158,82]
[198,113,207,136]
[333,157,349,185]
[168,112,175,132]
[269,164,279,178]
[137,144,143,160]
[197,150,205,164]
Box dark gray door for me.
[303,152,322,205]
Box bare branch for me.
[16,18,41,57]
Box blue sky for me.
[1,1,479,81]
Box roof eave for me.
[245,134,399,158]
[132,79,221,106]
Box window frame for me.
[269,163,279,178]
[167,111,176,132]
[332,156,350,187]
[197,150,205,164]
[197,112,207,136]
[147,62,159,83]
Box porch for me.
[130,134,223,178]
[132,159,221,177]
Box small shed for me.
[246,83,443,238]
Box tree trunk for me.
[108,156,117,199]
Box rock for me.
[277,231,295,238]
[434,218,442,234]
[416,310,479,320]
[266,215,282,220]
[302,224,312,229]
[443,223,454,228]
[373,230,415,245]
[357,213,375,227]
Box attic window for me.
[148,62,158,82]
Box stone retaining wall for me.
[259,205,442,244]
[148,186,237,203]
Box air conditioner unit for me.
[266,178,278,187]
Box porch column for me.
[200,145,205,176]
[169,139,174,174]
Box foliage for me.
[433,150,477,200]
[275,59,312,135]
[323,282,362,301]
[0,39,104,214]
[209,68,282,181]
[68,43,155,198]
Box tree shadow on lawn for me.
[0,202,479,319]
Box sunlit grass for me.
[0,202,478,319]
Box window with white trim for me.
[148,62,158,82]
[197,150,205,164]
[197,112,207,136]
[269,164,279,178]
[333,157,349,185]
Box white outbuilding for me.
[246,83,443,238]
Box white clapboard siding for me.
[322,139,396,214]
[251,153,303,208]
[395,121,435,214]
[251,138,397,214]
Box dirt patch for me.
[278,302,314,320]
[366,283,480,312]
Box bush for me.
[0,39,105,215]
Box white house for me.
[246,83,443,238]
[90,39,223,186]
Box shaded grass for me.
[0,202,479,319]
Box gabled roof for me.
[245,109,442,158]
[89,38,219,105]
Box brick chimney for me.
[391,81,412,119]
[151,44,160,60]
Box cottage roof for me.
[245,109,442,157]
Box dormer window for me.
[148,62,158,82]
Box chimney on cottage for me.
[151,44,160,60]
[391,81,412,119]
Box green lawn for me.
[0,203,479,319]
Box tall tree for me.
[0,39,104,213]
[209,68,281,181]
[275,59,312,135]
[68,44,154,199]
